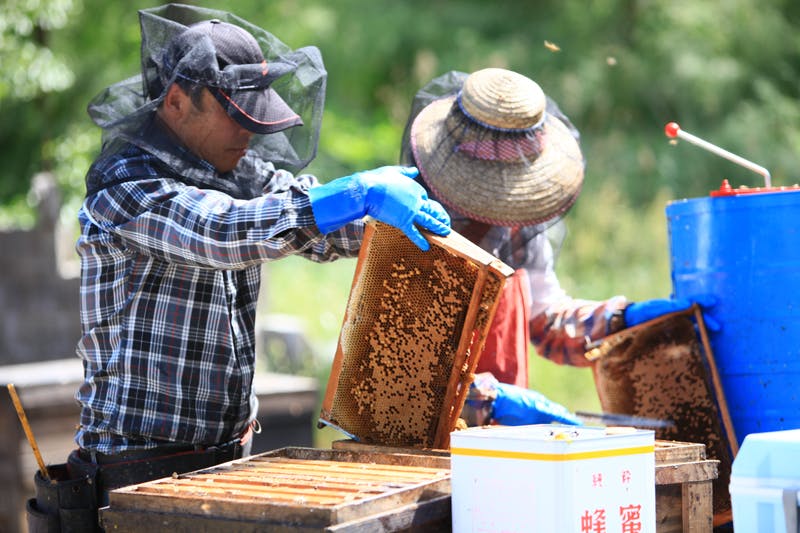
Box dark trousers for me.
[27,439,249,532]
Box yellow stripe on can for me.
[449,444,655,462]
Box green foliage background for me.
[3,0,800,427]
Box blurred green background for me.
[3,0,800,443]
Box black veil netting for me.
[87,4,327,190]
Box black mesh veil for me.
[400,71,470,165]
[87,4,326,198]
[399,70,579,264]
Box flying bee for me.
[544,40,561,52]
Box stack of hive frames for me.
[100,447,452,531]
[319,220,514,449]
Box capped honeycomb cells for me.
[320,220,513,449]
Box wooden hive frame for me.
[319,220,514,449]
[588,308,736,526]
[101,447,452,531]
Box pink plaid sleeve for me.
[529,295,629,367]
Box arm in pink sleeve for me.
[529,294,629,367]
[523,235,629,366]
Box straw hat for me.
[410,68,584,226]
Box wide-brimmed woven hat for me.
[410,68,584,226]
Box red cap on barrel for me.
[664,122,680,138]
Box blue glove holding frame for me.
[492,382,582,426]
[624,294,721,331]
[308,166,451,251]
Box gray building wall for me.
[0,173,80,365]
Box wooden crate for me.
[100,446,451,532]
[655,440,720,533]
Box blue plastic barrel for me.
[667,188,800,447]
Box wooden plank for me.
[652,441,717,533]
[435,266,488,449]
[245,456,448,477]
[693,306,739,457]
[138,478,369,504]
[330,439,450,458]
[108,487,337,527]
[187,470,407,493]
[655,460,719,485]
[682,480,714,533]
[328,493,451,532]
[656,483,685,533]
[100,507,285,533]
[655,441,706,463]
[260,446,451,469]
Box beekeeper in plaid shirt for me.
[33,7,450,527]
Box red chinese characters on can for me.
[581,466,644,532]
[580,505,642,533]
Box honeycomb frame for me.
[319,219,514,449]
[591,311,735,518]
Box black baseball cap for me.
[163,19,303,134]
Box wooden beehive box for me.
[101,441,717,532]
[319,220,514,450]
[100,447,452,532]
[654,440,720,533]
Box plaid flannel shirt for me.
[75,144,362,454]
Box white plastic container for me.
[449,424,655,533]
[730,429,800,533]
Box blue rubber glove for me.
[492,382,582,426]
[308,166,451,251]
[624,294,721,331]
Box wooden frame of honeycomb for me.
[590,309,736,520]
[319,219,514,449]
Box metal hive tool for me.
[319,220,514,449]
